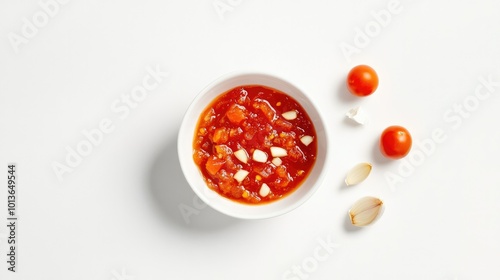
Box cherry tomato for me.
[346,65,379,97]
[380,126,412,159]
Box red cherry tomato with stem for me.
[380,125,412,159]
[347,65,379,97]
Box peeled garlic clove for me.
[270,147,287,157]
[233,170,249,183]
[346,106,368,125]
[253,149,268,163]
[300,135,313,146]
[271,157,282,166]
[259,183,270,197]
[349,196,384,227]
[234,149,249,163]
[345,162,372,186]
[282,110,297,120]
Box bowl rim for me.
[177,71,329,219]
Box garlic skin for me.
[346,106,369,125]
[345,162,372,186]
[349,197,384,227]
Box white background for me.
[1,0,500,279]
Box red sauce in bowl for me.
[192,85,317,204]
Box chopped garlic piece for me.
[281,110,297,120]
[270,147,287,157]
[346,106,369,125]
[253,149,268,163]
[259,183,270,197]
[234,149,249,163]
[271,157,282,166]
[233,170,249,183]
[300,135,313,146]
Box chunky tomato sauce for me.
[193,85,317,204]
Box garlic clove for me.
[349,196,384,227]
[233,170,249,183]
[300,135,313,146]
[345,162,372,186]
[346,106,369,125]
[282,110,297,120]
[234,149,249,163]
[252,149,268,163]
[271,157,282,166]
[259,183,270,197]
[270,147,287,157]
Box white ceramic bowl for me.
[178,72,328,219]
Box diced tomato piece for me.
[230,127,243,137]
[226,104,247,124]
[282,132,297,148]
[197,127,208,136]
[194,136,203,147]
[193,149,209,165]
[265,123,273,132]
[253,164,274,178]
[286,137,296,148]
[237,89,249,105]
[274,176,291,188]
[275,119,293,131]
[253,99,276,121]
[214,145,232,158]
[201,141,210,150]
[273,131,296,148]
[212,127,229,144]
[263,136,273,147]
[244,127,257,140]
[218,180,232,194]
[274,165,292,188]
[276,165,287,177]
[206,155,226,175]
[206,178,218,191]
[217,169,234,194]
[288,146,305,162]
[202,108,216,126]
[216,168,232,181]
[230,185,245,198]
[241,120,251,130]
[248,192,262,203]
[225,156,239,171]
